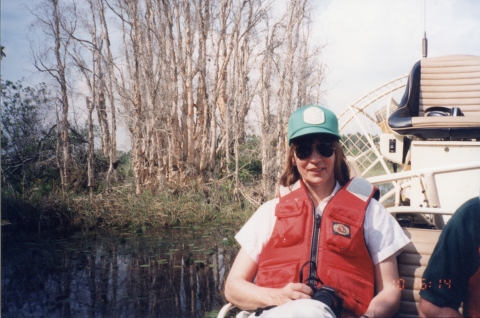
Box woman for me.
[225,105,410,318]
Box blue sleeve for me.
[419,198,480,309]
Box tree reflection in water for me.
[1,224,239,317]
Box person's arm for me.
[362,254,401,318]
[418,297,462,317]
[418,199,478,317]
[224,247,313,310]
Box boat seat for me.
[394,228,442,317]
[388,55,480,140]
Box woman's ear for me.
[291,155,297,166]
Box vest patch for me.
[333,222,351,238]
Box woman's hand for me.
[268,282,313,306]
[225,248,313,310]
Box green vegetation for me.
[1,80,257,232]
[1,80,393,233]
[2,179,254,232]
[227,135,263,183]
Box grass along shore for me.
[1,180,258,233]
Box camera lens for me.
[312,289,336,309]
[311,286,342,317]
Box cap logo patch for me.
[303,107,325,125]
[332,222,351,238]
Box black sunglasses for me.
[295,143,335,160]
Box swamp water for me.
[2,185,396,318]
[1,223,240,318]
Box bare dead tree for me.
[196,0,211,175]
[273,0,306,183]
[26,0,326,198]
[113,0,145,194]
[30,0,78,196]
[256,0,325,199]
[97,0,118,188]
[183,1,196,169]
[230,0,262,190]
[66,0,115,196]
[259,18,281,197]
[158,0,182,183]
[86,97,95,199]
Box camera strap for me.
[299,260,322,286]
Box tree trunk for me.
[52,0,70,193]
[98,0,118,189]
[197,0,210,174]
[86,97,95,200]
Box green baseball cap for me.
[287,105,340,144]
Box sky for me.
[315,0,480,114]
[2,0,480,120]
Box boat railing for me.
[367,159,480,228]
[367,160,480,185]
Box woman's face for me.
[292,135,336,193]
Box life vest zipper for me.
[308,207,321,286]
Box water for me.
[2,186,397,318]
[1,223,240,318]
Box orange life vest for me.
[255,177,378,316]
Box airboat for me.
[218,54,480,317]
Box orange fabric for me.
[255,179,376,316]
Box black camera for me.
[311,286,343,317]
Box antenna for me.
[423,32,428,58]
[422,0,428,58]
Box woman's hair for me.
[279,134,350,187]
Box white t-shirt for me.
[235,182,410,265]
